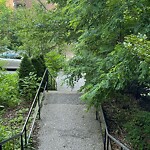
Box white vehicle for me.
[0,50,22,71]
[0,58,21,71]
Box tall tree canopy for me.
[0,2,67,55]
[48,0,150,107]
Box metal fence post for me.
[24,126,27,146]
[38,93,41,120]
[21,135,24,150]
[47,70,49,92]
[107,136,110,150]
[96,110,98,120]
[0,145,2,150]
[104,129,106,150]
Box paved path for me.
[56,71,85,92]
[38,73,104,150]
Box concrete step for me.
[44,91,84,105]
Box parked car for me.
[0,50,22,59]
[0,50,22,71]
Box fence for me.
[96,106,130,150]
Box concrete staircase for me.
[37,72,104,150]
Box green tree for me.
[18,55,35,78]
[45,50,65,77]
[31,55,46,78]
[8,3,67,56]
[18,55,35,90]
[53,0,150,106]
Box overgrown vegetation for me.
[125,111,150,149]
[45,50,65,77]
[0,1,65,149]
[103,95,150,150]
[0,0,149,149]
[0,72,20,107]
[49,0,150,149]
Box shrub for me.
[0,124,11,142]
[0,72,20,107]
[31,55,47,91]
[31,56,45,78]
[18,55,35,90]
[18,55,35,79]
[20,72,40,101]
[124,111,150,150]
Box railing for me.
[48,72,57,90]
[0,68,57,150]
[96,106,130,150]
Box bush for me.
[0,124,11,142]
[0,72,20,107]
[18,55,35,79]
[31,55,48,91]
[124,111,150,150]
[20,72,40,101]
[31,55,46,78]
[18,55,35,90]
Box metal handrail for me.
[96,106,130,150]
[0,68,56,150]
[48,72,57,90]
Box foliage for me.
[47,0,67,7]
[0,106,30,149]
[18,55,40,101]
[0,124,11,144]
[18,55,35,89]
[45,50,65,77]
[124,111,150,150]
[58,0,150,107]
[0,0,149,148]
[0,59,6,70]
[31,55,46,78]
[0,0,11,48]
[6,3,67,56]
[0,125,12,149]
[20,72,40,101]
[52,2,150,148]
[0,72,20,107]
[0,0,22,51]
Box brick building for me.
[6,0,55,10]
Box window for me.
[13,2,26,8]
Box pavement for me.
[37,72,104,150]
[56,71,85,92]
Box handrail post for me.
[96,110,98,120]
[107,135,109,150]
[21,135,24,150]
[50,74,52,90]
[24,126,27,146]
[0,145,2,150]
[47,70,49,92]
[38,92,41,120]
[104,129,106,150]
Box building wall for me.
[6,0,14,9]
[6,0,54,9]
